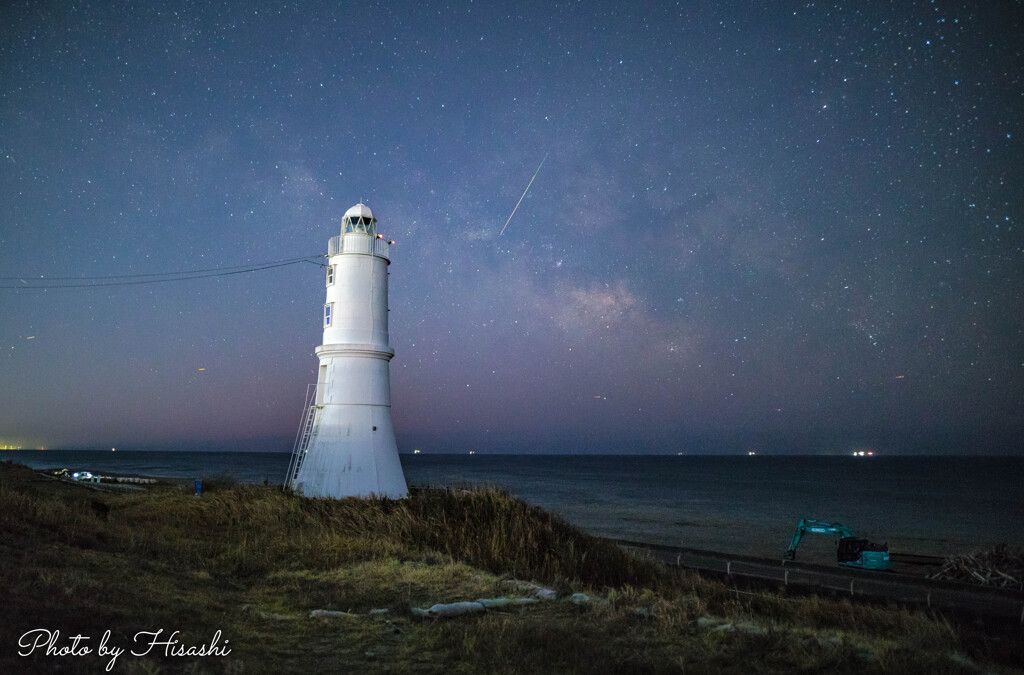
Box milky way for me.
[1,2,1021,454]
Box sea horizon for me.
[3,447,1022,457]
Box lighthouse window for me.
[344,216,375,235]
[326,266,334,286]
[323,303,333,327]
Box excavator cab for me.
[837,537,889,569]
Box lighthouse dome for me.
[342,203,377,236]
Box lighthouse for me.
[285,203,408,499]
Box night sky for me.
[2,2,1021,455]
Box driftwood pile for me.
[928,544,1024,590]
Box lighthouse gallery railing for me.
[328,235,391,258]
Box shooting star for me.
[498,153,548,237]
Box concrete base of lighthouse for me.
[291,345,408,499]
[291,405,407,499]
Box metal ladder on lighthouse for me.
[285,384,319,490]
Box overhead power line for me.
[0,255,325,290]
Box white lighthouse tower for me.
[285,203,408,499]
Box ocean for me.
[4,450,1021,565]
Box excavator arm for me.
[784,519,856,561]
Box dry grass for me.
[0,460,1019,674]
[405,486,665,589]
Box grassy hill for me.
[1,460,1019,673]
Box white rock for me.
[309,609,356,619]
[503,579,558,600]
[414,601,486,618]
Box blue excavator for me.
[783,519,890,570]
